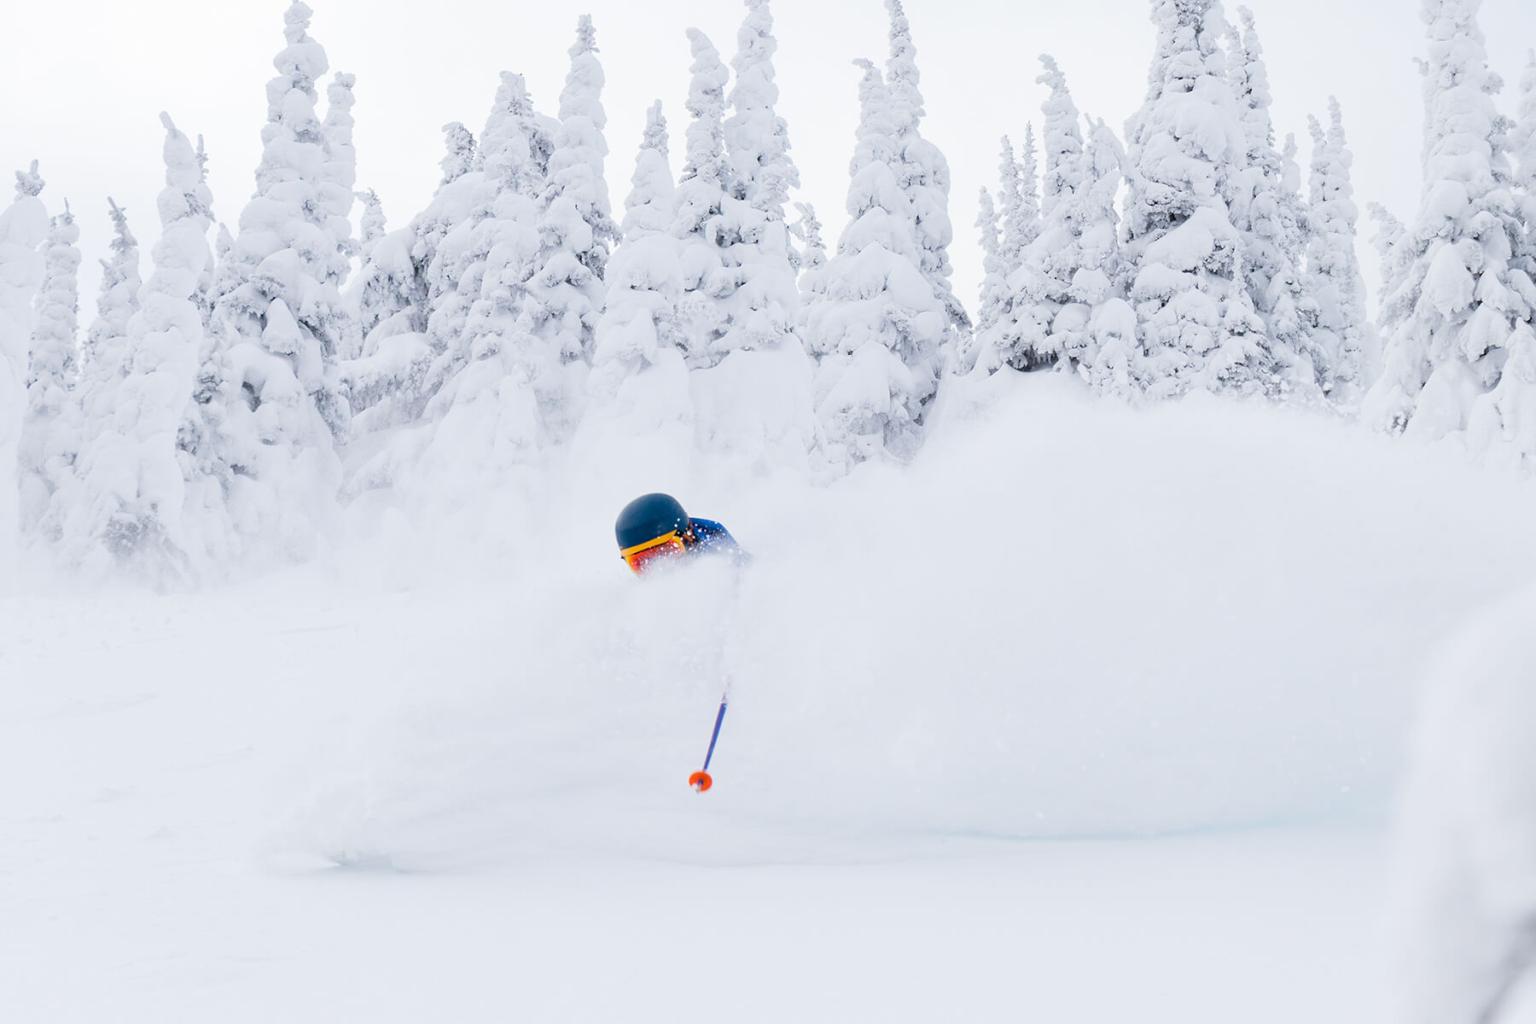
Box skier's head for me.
[616,493,691,576]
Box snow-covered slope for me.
[4,378,1535,1020]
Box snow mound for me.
[1393,584,1536,1024]
[281,377,1536,868]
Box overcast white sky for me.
[4,0,1534,318]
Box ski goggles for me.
[621,531,686,575]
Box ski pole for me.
[688,694,729,793]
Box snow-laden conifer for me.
[1037,61,1084,220]
[586,101,691,439]
[1122,0,1261,399]
[0,162,48,575]
[883,0,967,334]
[792,201,827,282]
[995,59,1133,378]
[84,199,141,373]
[996,137,1028,278]
[1513,51,1536,280]
[674,28,734,369]
[207,1,352,552]
[804,59,945,473]
[725,0,798,221]
[1226,6,1315,396]
[409,72,549,480]
[69,200,142,523]
[60,115,214,575]
[713,0,803,364]
[1364,0,1536,466]
[980,129,1048,372]
[1305,99,1367,401]
[439,122,477,187]
[417,73,546,413]
[518,13,618,435]
[1368,203,1413,358]
[974,188,1006,337]
[322,71,358,271]
[18,202,82,538]
[357,188,385,258]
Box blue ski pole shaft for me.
[701,696,729,772]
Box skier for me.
[615,493,742,576]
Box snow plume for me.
[803,58,944,475]
[1364,0,1536,469]
[1225,6,1316,399]
[18,201,81,540]
[57,115,214,579]
[725,0,799,222]
[1122,0,1264,400]
[284,378,1536,869]
[0,161,49,581]
[1395,586,1536,1024]
[1305,99,1367,403]
[206,0,353,558]
[883,0,967,335]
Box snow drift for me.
[1393,584,1536,1024]
[279,378,1536,868]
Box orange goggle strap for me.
[621,531,686,566]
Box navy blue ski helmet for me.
[616,493,690,553]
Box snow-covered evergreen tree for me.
[588,101,690,434]
[996,137,1028,279]
[974,188,1006,337]
[60,115,214,575]
[439,122,477,187]
[979,129,1049,372]
[0,162,48,576]
[674,28,734,369]
[83,198,141,372]
[1037,62,1083,222]
[68,199,143,536]
[1121,0,1262,399]
[792,201,827,282]
[519,13,617,434]
[419,75,543,416]
[411,72,550,479]
[804,58,945,473]
[357,188,386,258]
[883,0,967,335]
[1364,0,1536,467]
[714,0,802,362]
[207,0,353,552]
[995,58,1136,378]
[18,202,82,538]
[1305,98,1367,401]
[1513,51,1536,280]
[322,70,358,272]
[1369,202,1413,357]
[1226,6,1315,397]
[1077,119,1139,393]
[725,0,798,221]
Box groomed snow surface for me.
[6,377,1536,1021]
